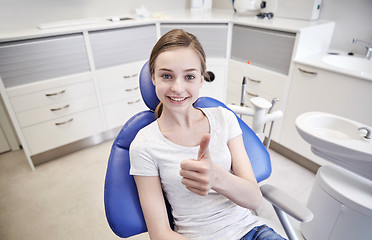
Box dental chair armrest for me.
[260,184,313,223]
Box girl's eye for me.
[162,74,171,80]
[185,75,195,80]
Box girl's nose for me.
[170,79,184,93]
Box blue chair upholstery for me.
[104,61,272,238]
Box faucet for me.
[352,38,372,60]
[359,126,371,140]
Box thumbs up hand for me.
[180,133,216,196]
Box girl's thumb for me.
[198,133,210,161]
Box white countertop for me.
[0,9,333,42]
[295,51,372,82]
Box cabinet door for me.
[280,64,372,166]
[231,25,295,75]
[160,23,228,58]
[0,34,90,87]
[89,24,157,69]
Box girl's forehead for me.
[155,47,202,70]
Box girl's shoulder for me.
[200,106,236,120]
[131,120,159,145]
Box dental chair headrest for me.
[139,61,159,111]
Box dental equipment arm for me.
[252,110,283,134]
[227,104,255,117]
[260,184,314,240]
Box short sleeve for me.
[219,107,242,141]
[129,131,159,176]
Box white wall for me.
[213,0,372,56]
[320,0,372,56]
[0,0,187,30]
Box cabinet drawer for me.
[23,108,103,155]
[101,87,141,105]
[245,64,286,97]
[95,61,144,92]
[9,80,95,113]
[16,94,98,128]
[103,98,147,129]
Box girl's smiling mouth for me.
[167,96,190,102]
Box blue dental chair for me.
[104,62,313,240]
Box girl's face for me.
[152,47,204,115]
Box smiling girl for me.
[129,29,286,240]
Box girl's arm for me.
[133,175,189,240]
[180,134,262,210]
[214,134,263,210]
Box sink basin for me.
[322,55,372,75]
[296,112,372,162]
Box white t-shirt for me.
[130,107,259,240]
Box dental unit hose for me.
[263,98,279,132]
[240,77,247,118]
[266,98,280,149]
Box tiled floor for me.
[0,140,315,240]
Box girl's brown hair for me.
[149,29,208,118]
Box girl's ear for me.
[152,75,156,85]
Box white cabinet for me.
[227,60,286,108]
[228,24,296,140]
[0,24,158,168]
[0,33,101,168]
[6,72,102,156]
[95,61,147,130]
[89,25,157,129]
[279,63,372,166]
[227,60,285,139]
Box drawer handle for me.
[50,104,70,112]
[128,99,141,104]
[247,91,259,97]
[55,118,73,126]
[299,68,318,75]
[125,86,139,92]
[46,90,66,97]
[247,77,261,83]
[123,73,139,79]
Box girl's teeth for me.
[170,97,186,102]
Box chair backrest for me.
[104,61,272,238]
